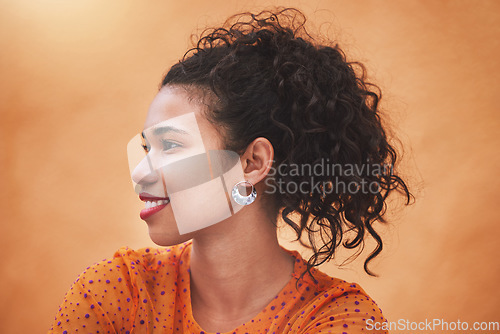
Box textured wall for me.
[1,0,499,333]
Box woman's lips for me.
[139,193,170,220]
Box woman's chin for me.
[147,226,192,247]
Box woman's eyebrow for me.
[151,125,189,136]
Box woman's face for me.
[129,86,244,246]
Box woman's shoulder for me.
[73,241,192,288]
[48,242,192,332]
[112,241,192,270]
[281,249,387,333]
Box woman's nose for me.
[131,156,159,186]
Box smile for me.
[139,193,170,220]
[145,199,170,209]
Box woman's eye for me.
[161,140,182,152]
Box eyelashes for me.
[141,136,151,153]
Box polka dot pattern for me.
[48,241,387,333]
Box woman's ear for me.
[240,137,274,185]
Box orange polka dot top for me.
[49,241,388,333]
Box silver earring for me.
[231,181,257,205]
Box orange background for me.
[1,0,499,333]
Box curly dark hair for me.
[161,8,412,278]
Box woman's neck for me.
[188,206,295,332]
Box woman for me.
[49,8,411,334]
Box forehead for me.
[144,86,206,130]
[143,85,223,150]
